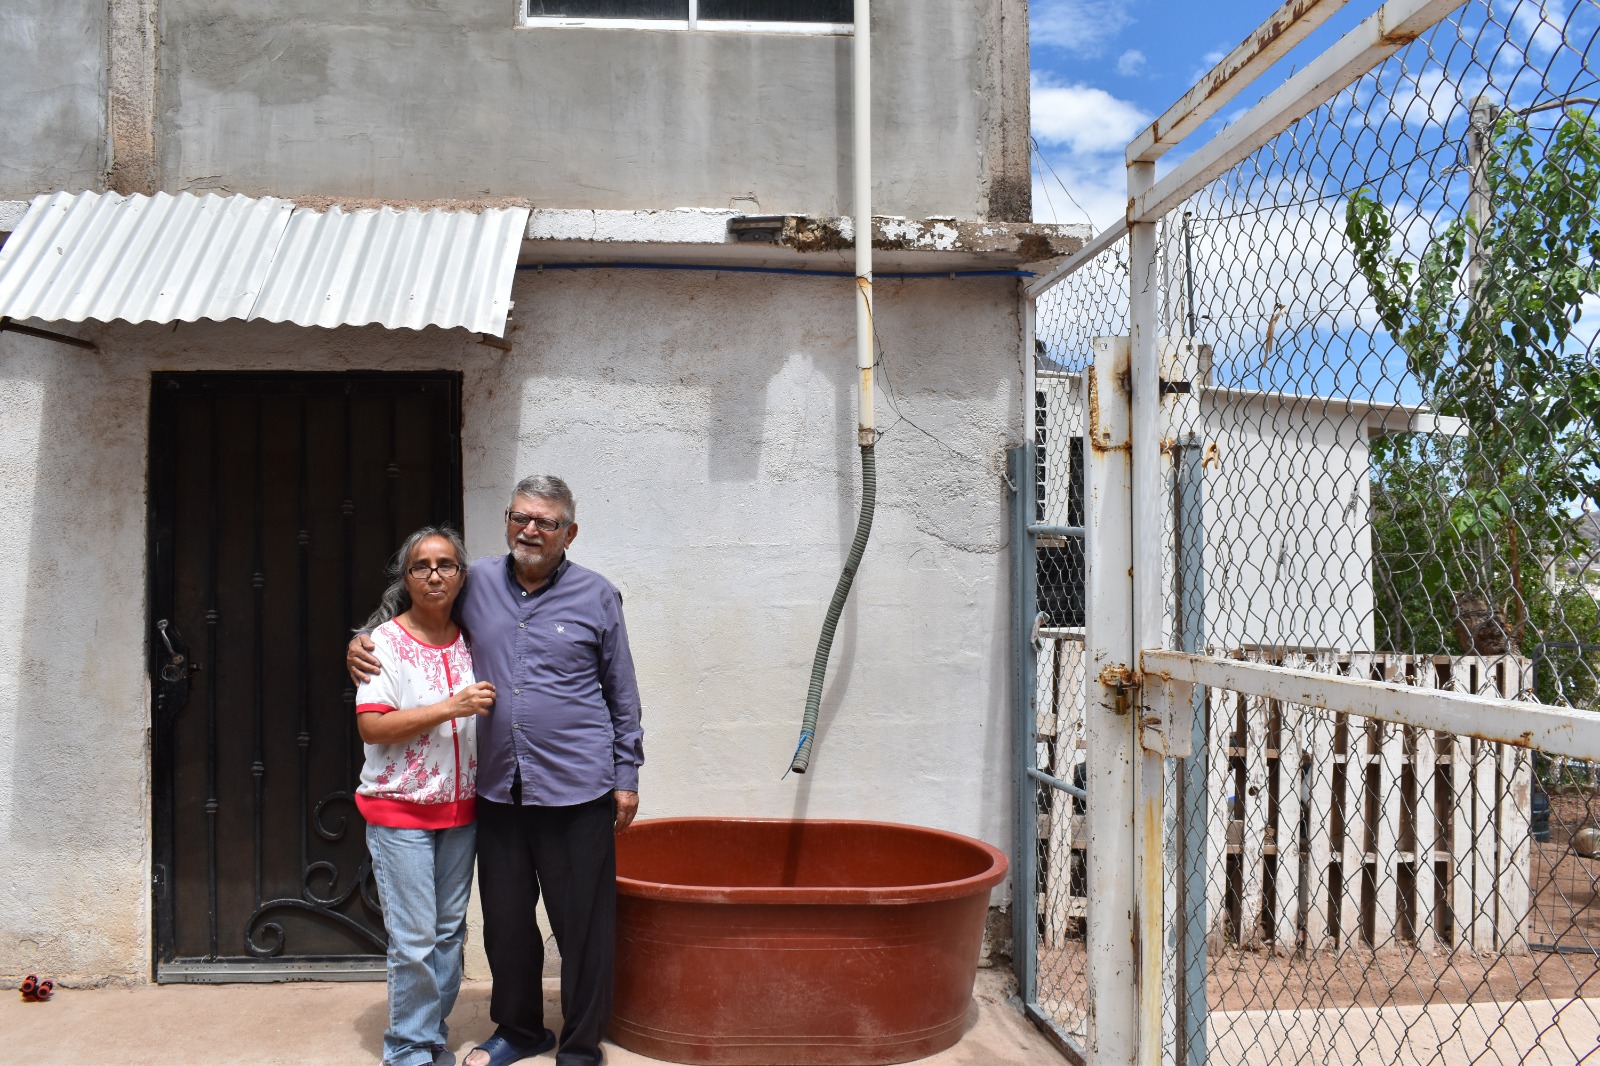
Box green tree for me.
[1345,106,1600,691]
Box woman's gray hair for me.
[362,525,469,630]
[511,474,576,523]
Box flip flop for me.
[465,1030,556,1066]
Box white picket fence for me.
[1037,633,1089,944]
[1037,641,1533,954]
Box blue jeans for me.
[367,822,477,1066]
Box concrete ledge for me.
[520,208,1086,269]
[0,200,1087,272]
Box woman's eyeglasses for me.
[406,562,462,579]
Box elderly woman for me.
[356,526,496,1066]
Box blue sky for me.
[1027,0,1600,399]
[1028,0,1376,228]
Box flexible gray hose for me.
[790,443,877,774]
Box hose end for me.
[786,730,815,777]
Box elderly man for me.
[350,475,644,1066]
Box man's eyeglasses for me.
[506,511,568,533]
[406,562,462,580]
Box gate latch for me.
[1141,672,1195,757]
[156,619,195,683]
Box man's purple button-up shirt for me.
[458,554,644,807]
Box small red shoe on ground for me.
[19,974,52,1002]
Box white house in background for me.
[1036,342,1463,653]
[1030,347,1524,967]
[0,0,1081,984]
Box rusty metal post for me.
[1128,157,1167,1066]
[1083,334,1138,1064]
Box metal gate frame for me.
[1013,1,1600,1062]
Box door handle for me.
[156,619,191,682]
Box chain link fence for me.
[1022,1,1600,1062]
[1029,234,1128,1047]
[1159,2,1600,1058]
[1163,671,1600,1064]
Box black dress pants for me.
[477,793,615,1066]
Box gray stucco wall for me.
[0,269,1021,980]
[156,0,1026,218]
[0,2,107,197]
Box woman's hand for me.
[449,681,496,718]
[348,633,381,684]
[358,681,496,745]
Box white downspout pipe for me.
[855,0,874,447]
[788,1,875,775]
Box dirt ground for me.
[1530,793,1600,948]
[1041,938,1600,1018]
[1038,792,1600,1017]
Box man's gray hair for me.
[510,474,576,523]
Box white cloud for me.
[1030,77,1150,231]
[1032,0,1135,58]
[1031,153,1128,231]
[1186,47,1230,88]
[1381,65,1483,132]
[1512,1,1565,56]
[1032,77,1151,154]
[1117,49,1147,76]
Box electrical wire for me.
[1032,137,1098,230]
[516,262,1032,280]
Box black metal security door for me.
[149,372,462,979]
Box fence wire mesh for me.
[1160,1,1600,1061]
[1165,674,1600,1065]
[1026,1,1600,1062]
[1030,234,1129,1044]
[1167,0,1600,675]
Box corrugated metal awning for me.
[0,191,530,336]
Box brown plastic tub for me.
[611,818,1008,1065]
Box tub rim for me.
[615,816,1009,905]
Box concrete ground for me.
[2,968,1062,1066]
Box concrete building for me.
[0,1,1082,983]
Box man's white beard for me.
[512,541,550,569]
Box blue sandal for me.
[466,1030,556,1066]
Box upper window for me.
[525,1,853,33]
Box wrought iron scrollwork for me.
[314,790,353,843]
[244,899,386,958]
[243,790,385,958]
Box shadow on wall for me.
[477,269,873,806]
[470,268,1017,833]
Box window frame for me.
[521,0,853,35]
